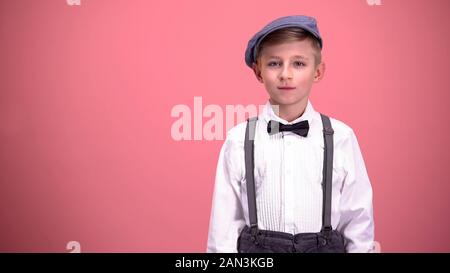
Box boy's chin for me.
[269,96,304,107]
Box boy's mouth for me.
[277,86,296,90]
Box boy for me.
[207,15,374,253]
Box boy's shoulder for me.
[327,115,355,142]
[225,120,248,144]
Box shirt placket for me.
[283,133,296,234]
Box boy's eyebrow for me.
[292,55,309,60]
[267,55,310,60]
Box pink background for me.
[1,0,449,252]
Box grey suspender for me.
[244,117,259,236]
[320,113,334,234]
[244,114,334,236]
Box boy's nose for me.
[279,65,293,80]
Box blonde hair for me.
[255,27,322,65]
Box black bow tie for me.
[267,120,309,137]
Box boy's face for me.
[252,39,325,110]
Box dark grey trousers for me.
[237,225,346,253]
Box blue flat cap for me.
[244,15,323,68]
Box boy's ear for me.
[252,62,264,83]
[314,61,326,82]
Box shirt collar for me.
[261,99,317,125]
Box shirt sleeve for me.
[206,136,246,253]
[337,129,375,253]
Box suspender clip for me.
[321,226,332,240]
[250,225,260,245]
[323,127,334,135]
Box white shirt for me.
[207,99,374,253]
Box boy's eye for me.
[267,61,280,67]
[293,61,305,67]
